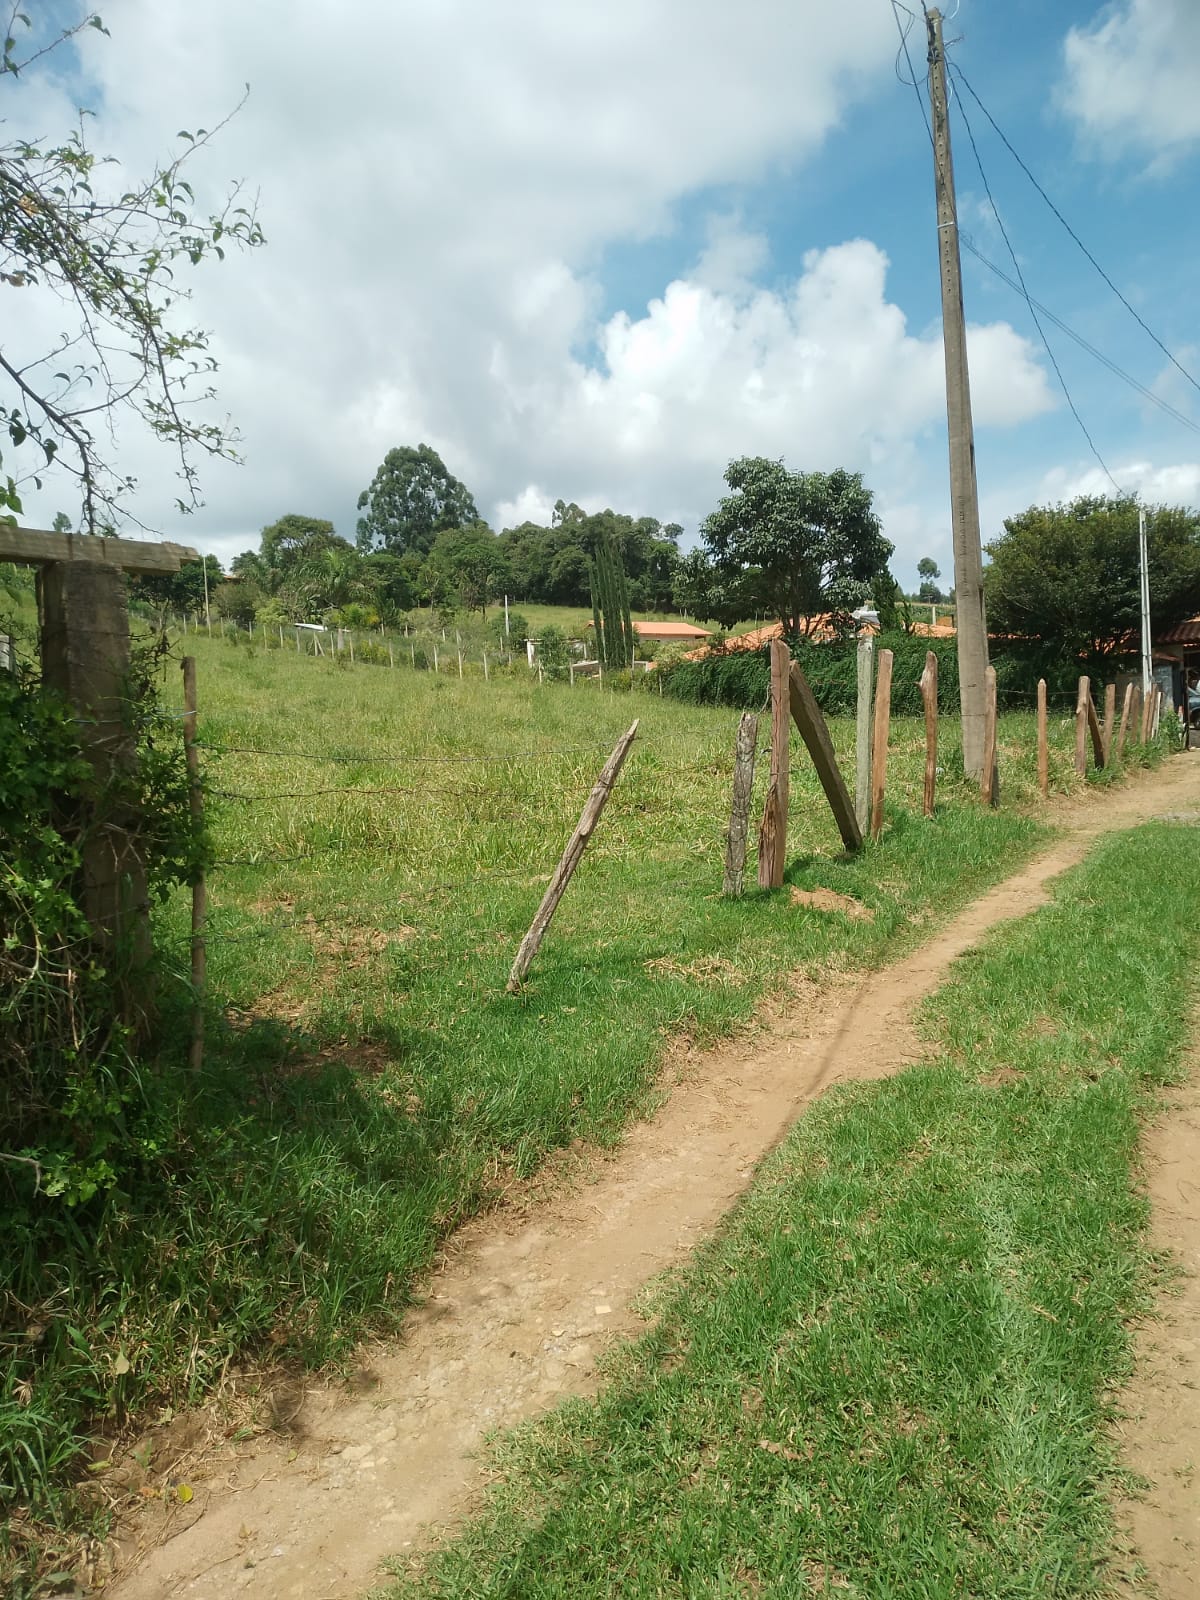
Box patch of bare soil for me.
[100,753,1200,1600]
[1113,1031,1200,1598]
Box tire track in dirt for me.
[104,753,1200,1600]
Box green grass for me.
[380,821,1200,1600]
[0,625,1170,1588]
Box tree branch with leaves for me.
[0,9,264,530]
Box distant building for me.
[587,620,711,643]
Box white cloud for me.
[1038,458,1200,506]
[1060,0,1200,161]
[11,0,1050,584]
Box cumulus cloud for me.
[12,0,1051,576]
[1038,459,1200,506]
[1060,0,1200,161]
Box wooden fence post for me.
[723,712,759,898]
[1037,679,1049,798]
[854,631,875,833]
[787,664,862,851]
[1074,676,1090,775]
[181,657,206,1071]
[920,650,938,818]
[1130,686,1144,746]
[981,665,999,805]
[757,639,790,889]
[1086,688,1105,769]
[1115,683,1134,760]
[869,648,893,840]
[507,721,639,991]
[1101,683,1116,765]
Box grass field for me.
[0,623,1171,1586]
[383,821,1200,1599]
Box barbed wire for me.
[195,739,618,766]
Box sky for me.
[9,0,1200,587]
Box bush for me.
[657,633,961,715]
[534,624,570,679]
[488,610,529,651]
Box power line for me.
[890,0,933,147]
[949,66,1124,495]
[950,63,1200,401]
[959,236,1200,439]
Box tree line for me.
[133,442,1200,674]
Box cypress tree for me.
[588,558,605,665]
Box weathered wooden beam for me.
[787,663,863,852]
[507,721,639,991]
[1036,679,1049,798]
[0,525,197,572]
[869,648,894,838]
[39,559,152,1024]
[981,664,998,806]
[920,650,938,818]
[1086,688,1106,769]
[723,711,759,898]
[757,640,790,889]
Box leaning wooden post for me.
[854,630,875,833]
[181,657,207,1071]
[1036,679,1049,798]
[1101,683,1116,765]
[981,664,999,805]
[1115,682,1134,760]
[918,650,938,818]
[757,639,790,889]
[787,664,862,851]
[1074,676,1090,775]
[869,648,893,840]
[723,712,759,898]
[1150,685,1163,739]
[1130,686,1144,747]
[1086,687,1106,769]
[507,721,639,991]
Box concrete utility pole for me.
[1138,505,1152,695]
[926,7,992,786]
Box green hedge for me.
[657,633,960,716]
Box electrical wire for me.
[959,236,1200,439]
[890,0,933,147]
[950,66,1124,495]
[951,63,1200,401]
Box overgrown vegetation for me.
[658,631,961,715]
[384,822,1200,1599]
[6,627,1127,1589]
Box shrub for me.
[657,633,960,715]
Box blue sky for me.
[13,0,1200,586]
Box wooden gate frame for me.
[2,526,197,993]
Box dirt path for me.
[1114,1029,1200,1599]
[103,754,1200,1600]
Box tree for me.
[259,514,344,573]
[916,555,944,603]
[589,531,634,669]
[420,522,509,616]
[1,13,263,530]
[985,495,1200,661]
[699,459,892,637]
[131,553,222,618]
[355,444,478,556]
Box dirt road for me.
[104,753,1200,1600]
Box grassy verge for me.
[0,633,1170,1589]
[382,821,1200,1599]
